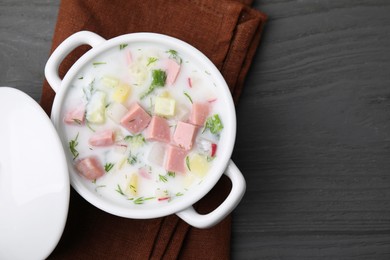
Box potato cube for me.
[113,83,131,103]
[189,154,210,178]
[154,96,175,117]
[126,173,138,196]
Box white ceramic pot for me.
[45,31,245,228]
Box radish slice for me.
[126,50,132,65]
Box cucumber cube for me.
[86,91,106,124]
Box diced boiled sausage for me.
[173,121,197,150]
[64,104,85,124]
[145,116,171,143]
[120,102,151,134]
[166,59,181,85]
[164,145,187,173]
[75,156,105,180]
[189,102,210,126]
[89,129,115,146]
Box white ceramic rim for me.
[50,32,237,219]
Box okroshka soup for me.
[53,34,237,219]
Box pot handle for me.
[44,31,106,93]
[176,160,246,229]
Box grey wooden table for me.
[1,0,390,259]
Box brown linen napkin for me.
[41,0,267,259]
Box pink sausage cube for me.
[120,102,151,134]
[164,145,187,173]
[145,116,171,143]
[64,104,85,124]
[166,59,181,85]
[75,156,105,180]
[89,129,115,146]
[189,102,210,126]
[173,121,197,150]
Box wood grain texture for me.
[231,0,390,259]
[1,0,390,259]
[0,0,59,101]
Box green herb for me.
[147,57,158,66]
[167,171,176,177]
[151,69,167,87]
[69,133,79,160]
[85,120,96,132]
[104,163,115,172]
[184,92,193,104]
[73,119,82,125]
[127,152,138,165]
[203,114,224,135]
[83,79,95,101]
[124,134,146,148]
[133,197,155,205]
[166,49,182,64]
[176,192,184,197]
[205,70,211,75]
[116,184,125,196]
[129,184,137,194]
[89,79,95,92]
[119,44,128,50]
[186,156,191,171]
[140,69,167,99]
[159,174,168,183]
[93,62,106,66]
[78,76,83,80]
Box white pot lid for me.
[0,87,69,260]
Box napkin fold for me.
[40,0,266,259]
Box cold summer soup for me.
[61,42,225,207]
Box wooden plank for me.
[231,0,390,258]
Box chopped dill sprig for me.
[133,197,155,205]
[119,44,128,50]
[186,156,191,171]
[184,92,193,104]
[166,49,182,64]
[116,184,125,196]
[104,163,115,172]
[167,171,176,177]
[129,184,137,194]
[147,57,158,66]
[93,62,106,66]
[85,120,96,132]
[159,174,168,183]
[127,152,138,165]
[69,133,79,160]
